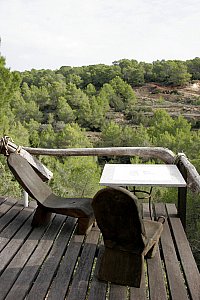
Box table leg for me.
[177,161,187,229]
[178,186,187,229]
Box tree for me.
[148,109,193,155]
[100,121,123,147]
[66,83,91,127]
[24,119,41,147]
[148,109,175,136]
[0,55,21,137]
[85,83,96,97]
[39,124,56,148]
[66,74,83,87]
[12,91,43,123]
[152,60,191,86]
[109,76,137,111]
[56,96,75,123]
[99,83,115,108]
[55,123,92,148]
[140,62,153,82]
[122,125,151,147]
[0,160,21,198]
[186,57,200,80]
[87,95,108,130]
[80,64,122,89]
[113,59,145,86]
[43,156,101,198]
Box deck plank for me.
[130,269,147,300]
[47,233,84,300]
[67,227,100,300]
[166,203,200,300]
[27,216,76,300]
[0,216,50,299]
[0,202,24,232]
[109,284,127,300]
[0,215,33,276]
[5,215,66,300]
[88,245,108,300]
[155,203,189,300]
[143,203,168,300]
[0,205,34,252]
[0,198,18,217]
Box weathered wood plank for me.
[0,205,34,252]
[27,217,76,300]
[0,197,18,217]
[130,269,147,300]
[88,245,108,300]
[147,250,168,300]
[47,233,84,300]
[143,203,168,300]
[5,215,66,300]
[109,284,127,300]
[154,203,189,300]
[166,203,200,300]
[67,227,100,300]
[0,217,50,299]
[0,202,24,232]
[0,214,33,275]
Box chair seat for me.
[43,193,94,218]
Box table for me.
[100,164,187,223]
[100,164,187,187]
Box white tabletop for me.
[100,164,187,187]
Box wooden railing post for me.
[177,159,187,229]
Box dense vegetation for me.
[0,55,200,267]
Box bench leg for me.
[77,216,95,235]
[98,247,144,287]
[32,204,52,227]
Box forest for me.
[0,55,200,268]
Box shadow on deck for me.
[0,196,199,300]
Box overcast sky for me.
[0,0,200,71]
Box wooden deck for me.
[0,195,199,300]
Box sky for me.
[0,0,200,71]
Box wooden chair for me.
[7,152,95,234]
[92,186,163,287]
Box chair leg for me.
[77,216,95,235]
[31,204,52,227]
[98,247,144,287]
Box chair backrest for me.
[7,152,52,203]
[92,187,146,253]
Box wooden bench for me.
[0,196,199,300]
